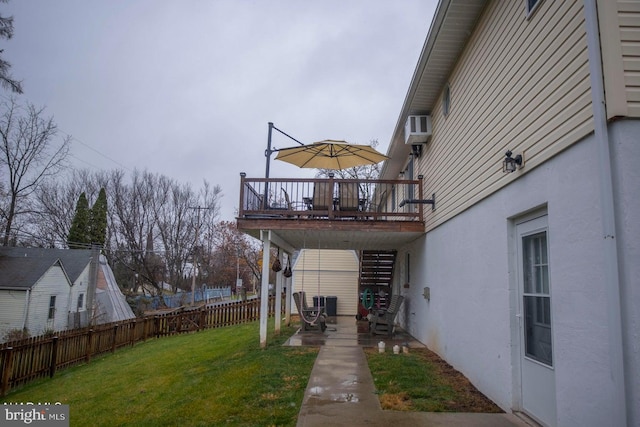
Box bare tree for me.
[151,173,197,293]
[28,165,228,305]
[0,98,70,245]
[105,171,222,297]
[203,221,260,292]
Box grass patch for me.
[366,347,503,413]
[4,321,318,427]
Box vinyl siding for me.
[618,0,640,116]
[26,266,72,335]
[418,0,593,231]
[292,249,359,316]
[0,290,27,337]
[69,265,90,314]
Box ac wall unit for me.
[404,115,432,145]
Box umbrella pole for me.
[264,122,306,210]
[264,122,274,209]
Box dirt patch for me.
[380,392,412,411]
[366,346,503,413]
[416,348,503,413]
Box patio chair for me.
[293,291,327,332]
[312,181,332,212]
[338,182,360,212]
[376,190,388,212]
[370,294,404,336]
[281,188,304,217]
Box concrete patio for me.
[285,316,537,427]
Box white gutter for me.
[21,289,31,331]
[583,1,627,425]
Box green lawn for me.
[4,322,318,427]
[5,320,501,425]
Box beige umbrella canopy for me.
[274,139,389,170]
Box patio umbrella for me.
[274,139,388,170]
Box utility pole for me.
[188,206,213,306]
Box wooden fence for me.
[0,296,279,397]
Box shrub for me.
[2,327,30,342]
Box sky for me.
[2,1,437,221]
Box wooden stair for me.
[359,250,397,311]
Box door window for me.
[522,230,552,366]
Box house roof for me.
[0,247,94,290]
[95,254,136,322]
[382,0,488,179]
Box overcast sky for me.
[3,1,437,220]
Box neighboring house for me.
[291,249,359,316]
[0,248,134,340]
[94,254,137,325]
[377,1,638,426]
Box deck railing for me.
[239,175,424,221]
[0,296,279,397]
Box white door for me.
[516,215,556,426]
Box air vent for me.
[404,115,432,145]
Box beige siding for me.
[617,0,640,116]
[418,0,593,230]
[292,249,359,316]
[0,290,27,338]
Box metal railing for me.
[239,175,424,221]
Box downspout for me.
[86,246,100,325]
[21,289,31,331]
[583,1,627,425]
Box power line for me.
[61,130,133,172]
[0,94,133,172]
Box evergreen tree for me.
[67,192,90,249]
[0,2,23,93]
[90,187,107,246]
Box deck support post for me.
[274,250,283,334]
[284,255,292,326]
[259,230,271,348]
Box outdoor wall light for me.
[503,150,522,173]
[411,144,423,158]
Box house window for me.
[443,83,451,117]
[48,296,56,320]
[77,293,84,310]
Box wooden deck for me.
[237,176,426,250]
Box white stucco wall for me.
[399,123,639,426]
[609,119,640,427]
